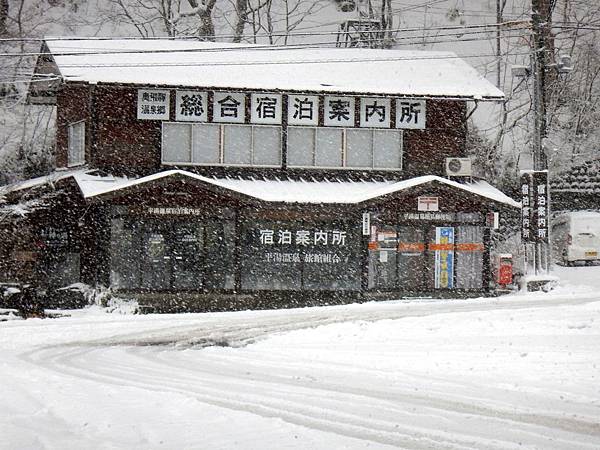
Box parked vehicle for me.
[551,211,600,266]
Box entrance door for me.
[141,221,204,290]
[368,226,398,290]
[429,226,455,290]
[171,223,204,289]
[397,226,426,291]
[142,225,172,290]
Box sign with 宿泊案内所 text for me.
[258,228,347,246]
[531,171,549,242]
[520,171,549,243]
[138,89,428,129]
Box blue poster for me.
[435,227,454,289]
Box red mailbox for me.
[498,254,513,286]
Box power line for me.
[0,20,531,43]
[49,49,535,70]
[0,26,532,59]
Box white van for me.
[551,211,600,266]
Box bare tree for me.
[0,0,8,36]
[232,0,248,42]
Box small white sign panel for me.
[362,212,371,235]
[396,99,426,129]
[175,90,208,122]
[288,95,319,126]
[324,96,355,127]
[251,93,282,124]
[379,251,388,263]
[360,97,391,128]
[213,92,246,123]
[137,89,170,120]
[418,196,439,212]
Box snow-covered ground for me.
[1,266,599,449]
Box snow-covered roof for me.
[43,38,504,101]
[73,170,519,208]
[0,167,89,196]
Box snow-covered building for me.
[1,38,518,310]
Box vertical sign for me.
[434,227,454,289]
[396,99,426,129]
[137,89,170,120]
[520,172,533,241]
[175,91,208,122]
[532,171,549,242]
[521,171,549,242]
[362,212,371,236]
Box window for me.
[287,127,314,167]
[287,126,402,170]
[67,121,85,167]
[240,221,361,291]
[162,122,281,167]
[163,123,191,163]
[315,128,343,167]
[110,215,235,291]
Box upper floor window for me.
[67,121,85,167]
[162,122,281,167]
[287,127,402,170]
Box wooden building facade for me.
[0,39,518,311]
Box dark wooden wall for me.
[55,83,467,178]
[55,84,91,168]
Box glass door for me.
[397,226,426,291]
[171,222,204,290]
[368,226,398,290]
[141,223,172,290]
[455,226,484,290]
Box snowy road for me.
[1,267,600,449]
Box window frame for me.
[67,120,86,168]
[286,126,403,171]
[161,122,282,168]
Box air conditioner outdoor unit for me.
[445,157,472,177]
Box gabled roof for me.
[73,170,519,208]
[40,38,504,101]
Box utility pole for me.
[496,0,503,88]
[531,0,550,172]
[531,0,553,274]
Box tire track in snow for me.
[19,294,600,449]
[24,344,512,450]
